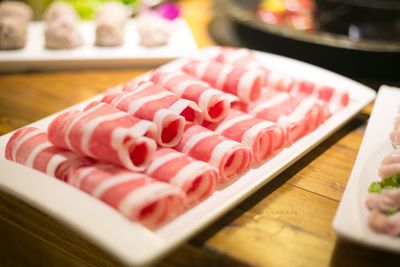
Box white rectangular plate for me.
[0,18,198,72]
[0,50,376,266]
[333,85,400,253]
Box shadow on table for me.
[330,238,400,267]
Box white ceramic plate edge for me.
[0,19,198,72]
[333,85,400,253]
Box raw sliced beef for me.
[5,127,187,229]
[48,101,157,171]
[174,124,252,185]
[106,80,203,125]
[246,90,325,144]
[145,148,217,206]
[5,127,90,180]
[182,60,264,103]
[209,46,350,110]
[205,109,285,163]
[149,70,231,123]
[68,163,186,229]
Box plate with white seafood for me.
[333,85,400,253]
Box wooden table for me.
[1,1,399,266]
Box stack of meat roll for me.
[102,81,203,147]
[174,124,252,185]
[182,60,265,103]
[0,1,32,50]
[43,1,82,49]
[4,46,351,229]
[5,127,186,229]
[149,70,232,123]
[201,46,350,113]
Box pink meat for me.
[211,46,350,110]
[145,148,217,206]
[290,82,349,113]
[246,90,324,144]
[367,209,400,237]
[68,163,186,229]
[365,189,400,212]
[205,109,285,163]
[48,102,157,171]
[150,70,231,123]
[182,60,264,103]
[5,127,186,229]
[209,47,292,90]
[102,81,203,147]
[174,124,252,185]
[378,150,400,178]
[122,80,204,125]
[5,127,91,180]
[390,115,400,148]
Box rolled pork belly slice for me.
[174,124,252,185]
[5,127,186,229]
[102,81,203,147]
[211,46,351,107]
[205,46,293,91]
[68,163,186,229]
[95,2,130,47]
[182,60,264,103]
[0,1,33,22]
[367,209,400,237]
[5,127,91,180]
[205,109,285,163]
[290,82,350,113]
[0,16,27,50]
[145,148,217,206]
[44,16,82,49]
[150,70,231,123]
[122,81,204,124]
[246,90,323,144]
[47,101,157,171]
[43,1,79,23]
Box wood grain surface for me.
[1,1,400,266]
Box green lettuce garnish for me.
[368,174,400,194]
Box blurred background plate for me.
[0,18,198,73]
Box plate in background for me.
[0,18,198,72]
[333,85,400,253]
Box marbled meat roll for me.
[5,127,186,229]
[246,90,328,144]
[47,101,157,171]
[182,60,264,103]
[68,163,186,229]
[210,46,350,112]
[174,124,252,185]
[145,148,217,206]
[150,70,231,123]
[205,109,285,163]
[5,127,91,180]
[102,81,203,147]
